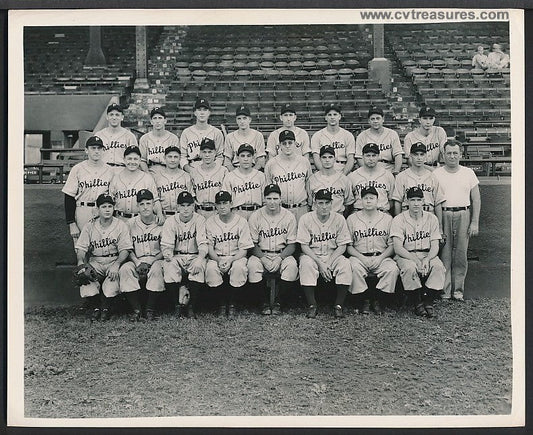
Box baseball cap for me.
[315,188,332,201]
[279,130,295,142]
[280,103,296,115]
[124,145,141,157]
[410,142,427,154]
[136,189,154,202]
[194,98,210,110]
[85,136,104,148]
[164,145,180,155]
[215,190,232,203]
[419,106,436,118]
[199,138,215,150]
[107,103,123,114]
[264,183,281,196]
[319,145,336,157]
[96,193,114,207]
[237,143,255,155]
[368,106,384,118]
[150,107,166,118]
[362,143,380,155]
[177,191,195,205]
[361,186,379,198]
[325,103,342,115]
[236,105,251,117]
[406,186,424,199]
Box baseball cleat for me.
[361,300,371,315]
[129,310,141,322]
[333,304,345,319]
[261,304,272,316]
[227,305,236,319]
[90,308,101,321]
[145,310,157,321]
[424,305,435,318]
[414,303,427,317]
[271,303,282,315]
[372,300,384,315]
[100,308,111,321]
[218,305,227,317]
[186,305,196,319]
[306,305,318,319]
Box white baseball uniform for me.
[139,130,180,175]
[348,167,395,212]
[403,126,447,166]
[179,125,224,169]
[266,126,311,157]
[310,127,356,172]
[391,168,445,212]
[222,168,266,219]
[190,163,228,219]
[355,127,403,173]
[308,171,354,214]
[94,126,138,169]
[108,170,160,220]
[154,169,193,214]
[224,128,266,167]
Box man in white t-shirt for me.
[433,140,481,301]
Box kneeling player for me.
[248,183,299,315]
[297,189,352,318]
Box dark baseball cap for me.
[279,130,295,142]
[150,107,166,118]
[368,106,384,118]
[107,103,123,114]
[361,186,379,198]
[85,136,104,148]
[215,190,232,203]
[325,103,341,115]
[199,138,215,150]
[319,145,336,157]
[264,183,281,196]
[96,193,114,207]
[164,145,180,155]
[406,186,424,199]
[410,142,427,154]
[136,189,154,202]
[194,98,210,110]
[280,103,296,115]
[237,143,254,155]
[124,145,141,157]
[236,105,251,117]
[315,189,332,201]
[177,191,195,205]
[419,106,436,118]
[362,143,380,155]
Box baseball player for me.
[108,145,164,224]
[138,107,180,175]
[205,191,254,318]
[264,130,311,223]
[390,186,446,318]
[403,107,447,168]
[94,103,138,172]
[119,189,164,321]
[297,189,352,319]
[223,105,266,170]
[346,186,399,315]
[160,191,209,319]
[190,138,228,219]
[153,145,193,216]
[308,145,354,216]
[75,193,132,321]
[310,103,356,174]
[179,98,224,172]
[433,139,481,301]
[348,143,395,214]
[222,144,266,220]
[62,135,114,246]
[247,183,299,315]
[355,107,403,175]
[266,103,311,159]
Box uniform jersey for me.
[179,124,224,169]
[154,169,193,212]
[76,217,132,256]
[391,168,446,210]
[94,126,138,166]
[160,212,208,257]
[346,211,393,254]
[390,211,441,252]
[264,155,311,206]
[190,163,228,205]
[266,126,311,157]
[248,207,297,252]
[109,170,159,214]
[128,215,162,259]
[139,130,180,165]
[296,211,351,256]
[403,126,447,164]
[222,168,266,208]
[206,213,254,257]
[224,128,266,166]
[308,171,354,214]
[355,127,403,172]
[310,127,356,164]
[62,160,113,202]
[348,167,395,211]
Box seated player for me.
[247,184,299,315]
[119,189,165,321]
[161,191,208,319]
[205,191,254,318]
[346,186,399,315]
[75,194,132,321]
[266,103,311,160]
[486,43,510,69]
[471,45,488,70]
[390,187,446,318]
[297,189,352,319]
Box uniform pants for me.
[349,256,399,294]
[247,255,299,283]
[163,254,206,284]
[299,254,352,287]
[395,253,445,291]
[205,256,248,288]
[440,209,470,298]
[234,208,261,221]
[119,259,165,293]
[285,205,310,224]
[75,205,99,236]
[79,257,120,298]
[196,208,217,220]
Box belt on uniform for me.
[424,162,439,167]
[362,252,382,257]
[402,205,433,211]
[174,250,198,255]
[196,204,216,211]
[443,206,470,211]
[78,201,96,207]
[96,253,118,258]
[107,162,125,167]
[149,161,166,166]
[236,204,260,211]
[164,210,177,215]
[379,159,391,163]
[336,160,347,164]
[115,211,139,218]
[354,207,387,212]
[411,248,430,253]
[263,249,282,254]
[191,157,202,162]
[282,202,308,209]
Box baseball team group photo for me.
[10,9,522,426]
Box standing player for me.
[119,189,165,321]
[62,135,114,245]
[264,130,311,223]
[223,105,266,170]
[355,107,403,175]
[390,187,446,318]
[346,186,399,315]
[297,189,352,319]
[75,193,132,321]
[138,107,180,175]
[403,107,447,168]
[266,104,311,159]
[310,103,356,174]
[180,98,224,173]
[308,145,354,216]
[94,103,138,172]
[349,143,395,214]
[190,138,228,220]
[247,184,299,315]
[222,144,266,220]
[161,191,209,319]
[205,191,254,318]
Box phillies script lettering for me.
[147,146,166,156]
[90,237,118,250]
[195,180,222,191]
[354,181,388,194]
[353,227,388,240]
[177,229,197,243]
[213,232,239,244]
[258,227,288,240]
[158,181,188,195]
[116,188,138,199]
[133,233,161,244]
[426,142,440,153]
[79,179,110,189]
[311,231,336,244]
[272,172,306,184]
[406,231,430,243]
[105,140,125,151]
[405,184,432,194]
[232,181,261,194]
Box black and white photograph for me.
[7,7,524,428]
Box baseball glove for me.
[136,262,151,279]
[73,264,98,286]
[178,284,190,305]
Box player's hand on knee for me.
[318,262,332,282]
[69,222,80,239]
[107,264,120,281]
[188,258,203,275]
[271,256,282,271]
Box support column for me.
[368,24,392,93]
[84,27,106,66]
[134,26,150,90]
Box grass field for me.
[24,297,512,418]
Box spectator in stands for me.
[266,104,311,161]
[471,46,488,70]
[486,43,510,70]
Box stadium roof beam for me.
[134,26,150,90]
[368,24,392,92]
[84,27,106,67]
